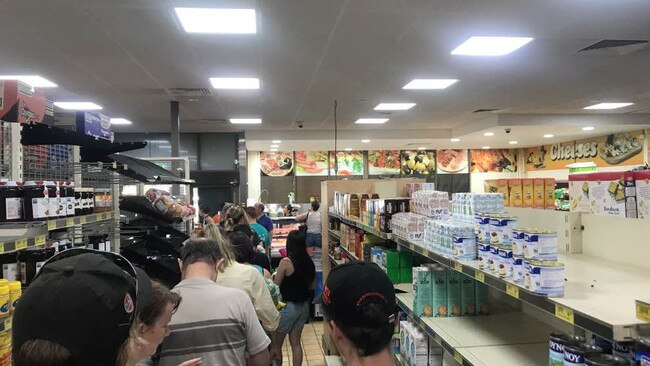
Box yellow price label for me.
[4,317,12,330]
[80,216,87,224]
[0,243,4,254]
[475,270,485,283]
[15,239,27,250]
[65,218,74,227]
[409,243,415,251]
[636,301,650,323]
[47,221,57,230]
[454,262,463,272]
[422,249,429,257]
[555,304,575,324]
[506,283,519,299]
[418,318,425,328]
[454,351,463,364]
[35,235,46,246]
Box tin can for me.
[549,333,585,366]
[476,212,491,243]
[564,343,602,366]
[478,243,490,269]
[525,260,565,296]
[489,214,518,245]
[512,256,525,283]
[489,244,500,273]
[453,235,477,260]
[497,245,513,278]
[585,354,628,366]
[525,229,558,261]
[512,228,526,257]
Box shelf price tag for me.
[636,301,650,323]
[16,239,27,250]
[422,249,429,257]
[454,262,463,272]
[0,243,4,254]
[555,304,575,324]
[475,270,485,283]
[506,283,519,299]
[454,351,463,364]
[35,235,46,246]
[408,243,415,251]
[80,216,87,224]
[47,221,57,231]
[65,218,74,227]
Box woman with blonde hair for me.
[198,222,235,268]
[223,205,249,232]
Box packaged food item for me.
[569,174,592,213]
[564,343,602,366]
[431,266,447,317]
[524,230,558,261]
[412,267,433,317]
[475,282,490,315]
[489,214,518,245]
[522,179,534,208]
[489,245,499,273]
[23,181,49,221]
[446,270,462,317]
[0,252,18,282]
[534,179,545,209]
[8,280,21,313]
[525,260,565,296]
[452,235,477,260]
[549,333,585,366]
[0,180,23,222]
[349,194,360,218]
[545,178,557,209]
[509,179,523,207]
[460,276,475,316]
[512,228,526,257]
[429,342,443,366]
[497,179,510,207]
[497,245,513,278]
[476,212,491,243]
[411,331,429,366]
[478,243,490,269]
[0,283,8,318]
[585,354,628,366]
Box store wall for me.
[247,150,261,204]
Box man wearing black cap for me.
[319,262,397,366]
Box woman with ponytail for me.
[223,205,248,233]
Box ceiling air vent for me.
[472,109,500,113]
[199,118,227,124]
[167,88,212,97]
[577,39,648,55]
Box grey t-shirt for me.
[156,277,270,366]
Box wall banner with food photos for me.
[294,151,329,176]
[329,150,364,176]
[368,150,401,175]
[436,149,469,174]
[260,151,294,176]
[470,149,518,173]
[525,130,645,171]
[401,150,436,176]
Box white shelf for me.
[396,292,554,366]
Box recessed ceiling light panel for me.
[272,140,281,144]
[403,79,458,90]
[374,103,416,111]
[451,36,533,56]
[483,132,495,137]
[175,8,257,34]
[110,118,132,125]
[582,126,595,131]
[543,134,554,138]
[450,138,460,142]
[361,139,370,143]
[0,75,57,88]
[509,141,518,145]
[355,118,389,124]
[584,102,634,110]
[229,118,262,124]
[53,102,103,110]
[210,78,259,89]
[482,146,490,149]
[344,148,353,151]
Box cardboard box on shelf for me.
[533,179,545,209]
[483,180,498,193]
[497,179,510,207]
[635,171,650,220]
[544,178,556,209]
[509,179,523,207]
[412,267,433,317]
[0,80,51,123]
[522,179,534,208]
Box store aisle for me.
[280,321,326,366]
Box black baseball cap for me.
[13,249,152,366]
[318,262,396,327]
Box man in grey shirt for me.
[156,239,271,366]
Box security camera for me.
[505,128,512,134]
[296,121,304,129]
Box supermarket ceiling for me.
[1,0,650,148]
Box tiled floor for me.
[279,320,326,366]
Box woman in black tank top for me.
[271,230,316,366]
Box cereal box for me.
[544,178,556,209]
[509,179,523,207]
[446,270,462,317]
[635,171,650,220]
[522,179,534,208]
[461,276,476,316]
[533,179,545,209]
[412,267,433,317]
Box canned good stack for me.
[549,332,650,365]
[0,278,22,364]
[423,219,476,259]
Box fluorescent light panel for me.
[210,78,259,89]
[584,103,634,110]
[270,148,278,152]
[110,118,132,125]
[509,141,518,145]
[355,118,389,124]
[0,75,57,88]
[361,139,370,143]
[403,79,458,90]
[344,148,353,151]
[271,140,281,143]
[544,134,554,138]
[53,102,102,110]
[582,126,595,131]
[450,138,460,142]
[374,103,416,111]
[270,145,279,148]
[483,132,495,137]
[418,147,426,150]
[175,8,256,34]
[482,146,490,149]
[451,36,534,56]
[229,118,261,124]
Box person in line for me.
[12,249,153,366]
[295,200,322,255]
[157,239,271,366]
[318,262,397,366]
[133,282,201,366]
[254,202,274,236]
[232,224,272,274]
[223,205,249,233]
[219,202,234,227]
[202,222,280,333]
[198,205,211,227]
[245,206,271,250]
[271,230,316,366]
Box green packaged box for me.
[386,267,400,284]
[382,250,400,269]
[399,251,412,268]
[461,276,476,316]
[400,267,412,284]
[412,267,433,317]
[447,270,462,317]
[475,282,490,315]
[431,266,447,317]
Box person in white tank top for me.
[295,200,322,255]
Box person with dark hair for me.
[233,224,272,273]
[12,248,154,366]
[245,206,271,249]
[198,205,210,226]
[271,230,316,366]
[295,200,322,255]
[157,239,271,366]
[228,231,271,278]
[254,202,274,235]
[317,262,396,366]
